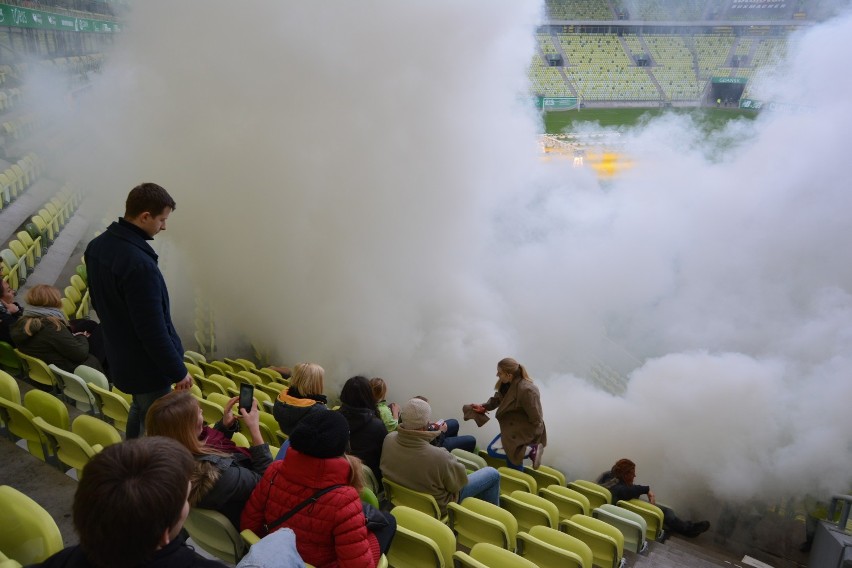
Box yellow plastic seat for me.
[255,381,285,399]
[195,375,227,397]
[498,467,537,495]
[0,342,24,378]
[448,497,518,551]
[86,382,130,432]
[501,490,559,532]
[525,464,566,488]
[0,486,63,564]
[198,396,224,426]
[8,241,33,270]
[64,286,82,304]
[594,503,647,553]
[256,367,284,383]
[0,397,50,460]
[235,358,257,371]
[383,477,446,521]
[617,498,665,541]
[0,369,21,403]
[517,525,593,568]
[388,506,455,568]
[48,365,98,415]
[199,361,223,377]
[60,297,76,319]
[33,416,100,477]
[540,485,591,521]
[14,350,58,392]
[205,373,237,395]
[183,350,207,365]
[184,508,247,563]
[70,274,86,293]
[451,448,488,471]
[23,390,69,430]
[71,414,121,449]
[567,480,612,509]
[454,542,539,568]
[17,231,41,260]
[206,392,231,409]
[224,357,250,372]
[560,514,624,568]
[184,361,204,378]
[478,449,507,470]
[362,465,382,499]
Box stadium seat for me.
[517,525,593,568]
[0,486,63,565]
[183,508,247,564]
[501,490,559,532]
[71,414,121,449]
[362,465,382,499]
[540,485,591,520]
[14,351,58,393]
[24,390,69,430]
[0,342,24,378]
[560,514,624,568]
[184,361,204,378]
[388,506,455,568]
[49,365,98,415]
[86,382,129,432]
[498,467,537,495]
[593,503,647,553]
[0,369,20,404]
[195,375,227,397]
[197,396,224,426]
[73,365,109,390]
[617,498,665,541]
[454,542,539,568]
[447,496,518,551]
[382,478,445,521]
[32,416,100,477]
[451,448,487,471]
[478,449,506,470]
[0,397,51,460]
[567,480,612,509]
[525,464,566,488]
[184,350,207,365]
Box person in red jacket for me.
[241,410,391,568]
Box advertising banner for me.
[534,96,579,110]
[726,0,789,17]
[0,3,120,33]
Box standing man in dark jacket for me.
[84,183,191,438]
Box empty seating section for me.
[546,0,613,21]
[694,34,735,79]
[644,34,701,100]
[559,33,658,101]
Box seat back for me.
[74,365,109,389]
[523,525,593,568]
[388,506,455,568]
[196,375,227,397]
[510,490,559,528]
[501,491,554,533]
[362,464,382,498]
[86,383,130,432]
[560,514,624,568]
[498,467,537,495]
[617,499,665,541]
[206,373,237,395]
[448,497,518,551]
[14,350,58,391]
[32,416,97,477]
[451,448,488,471]
[70,275,86,293]
[594,504,647,553]
[383,478,444,520]
[567,480,612,509]
[0,341,24,377]
[0,486,63,564]
[197,396,224,426]
[184,508,246,564]
[49,365,97,414]
[184,361,204,378]
[24,390,69,430]
[64,286,82,304]
[469,542,539,567]
[478,449,507,470]
[525,465,566,489]
[0,369,21,403]
[224,357,250,372]
[183,350,206,365]
[72,414,121,449]
[0,397,50,460]
[540,485,591,519]
[256,367,284,383]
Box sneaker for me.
[685,521,710,537]
[529,443,544,469]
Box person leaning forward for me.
[84,183,191,438]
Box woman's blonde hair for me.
[291,363,324,396]
[145,391,225,457]
[345,454,365,491]
[369,377,387,402]
[22,285,65,335]
[494,357,532,390]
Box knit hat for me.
[289,410,349,458]
[399,398,431,430]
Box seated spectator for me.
[33,436,225,567]
[146,391,272,530]
[597,458,710,538]
[414,395,477,453]
[339,376,387,484]
[242,411,395,567]
[0,279,22,346]
[10,284,103,373]
[370,377,399,432]
[273,362,328,460]
[381,398,500,517]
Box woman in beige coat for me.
[470,358,547,470]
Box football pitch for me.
[543,106,758,133]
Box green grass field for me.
[543,107,758,134]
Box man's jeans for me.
[458,466,501,507]
[127,386,172,438]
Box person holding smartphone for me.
[146,391,273,530]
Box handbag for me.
[362,502,390,531]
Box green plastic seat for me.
[478,449,507,470]
[70,274,86,293]
[72,414,121,449]
[451,448,488,471]
[184,361,204,378]
[0,397,50,460]
[540,485,591,520]
[206,373,237,396]
[0,369,21,403]
[517,525,593,568]
[388,506,455,568]
[23,390,69,430]
[567,480,612,509]
[448,496,518,551]
[502,490,559,531]
[75,264,87,284]
[198,396,224,426]
[525,464,566,489]
[498,466,537,495]
[64,286,82,304]
[195,375,227,397]
[14,350,58,392]
[183,350,206,365]
[383,477,446,521]
[224,357,250,372]
[49,365,97,415]
[617,498,665,541]
[86,382,129,432]
[184,508,247,563]
[359,487,380,509]
[594,503,647,553]
[33,416,100,478]
[0,341,24,378]
[455,542,539,568]
[0,486,63,564]
[256,367,284,384]
[560,514,624,568]
[362,464,382,499]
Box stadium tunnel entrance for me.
[710,76,748,106]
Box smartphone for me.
[239,383,254,412]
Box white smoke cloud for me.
[38,0,852,511]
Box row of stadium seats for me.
[545,0,802,21]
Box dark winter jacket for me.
[597,470,650,504]
[30,530,225,567]
[241,449,380,568]
[192,422,273,530]
[338,404,387,485]
[0,301,22,346]
[273,387,327,436]
[482,377,547,465]
[10,316,102,373]
[84,219,186,394]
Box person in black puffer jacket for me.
[338,375,388,484]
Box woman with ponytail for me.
[469,357,547,470]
